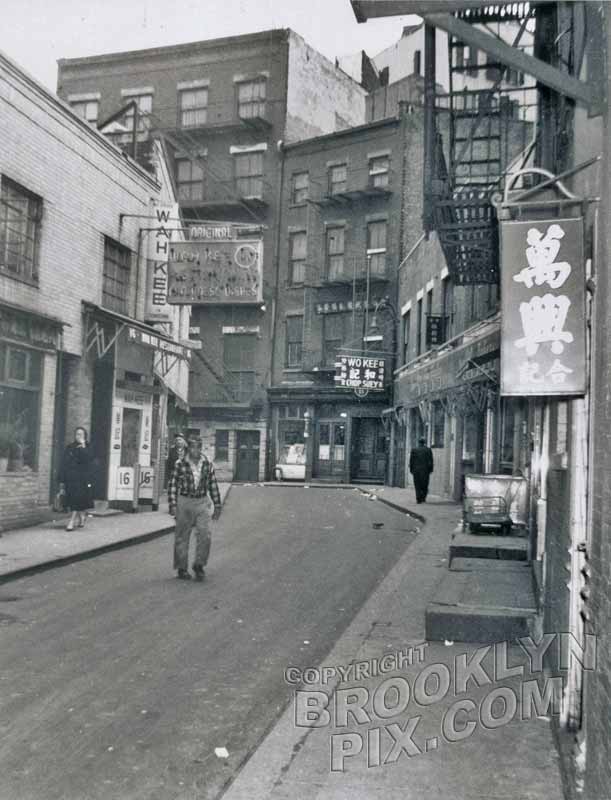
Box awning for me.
[83,301,192,362]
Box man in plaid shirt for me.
[168,434,222,580]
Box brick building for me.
[269,115,409,484]
[0,50,189,529]
[57,29,366,482]
[352,1,611,797]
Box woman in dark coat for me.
[59,426,94,531]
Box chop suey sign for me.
[500,217,585,396]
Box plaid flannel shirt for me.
[168,455,221,509]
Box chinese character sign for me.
[334,356,385,391]
[500,217,585,396]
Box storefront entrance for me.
[314,420,346,480]
[235,430,260,481]
[351,418,387,483]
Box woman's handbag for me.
[53,487,66,513]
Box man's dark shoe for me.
[177,569,191,580]
[193,566,205,582]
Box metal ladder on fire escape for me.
[435,2,538,285]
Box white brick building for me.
[0,50,190,529]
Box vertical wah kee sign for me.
[500,217,585,396]
[144,205,179,323]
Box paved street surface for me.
[0,486,418,800]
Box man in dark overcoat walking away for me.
[409,437,434,504]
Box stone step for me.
[449,532,528,564]
[425,564,537,644]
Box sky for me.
[0,0,419,92]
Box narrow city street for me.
[0,487,418,800]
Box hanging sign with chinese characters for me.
[334,355,386,391]
[500,217,585,396]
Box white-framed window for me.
[289,231,307,285]
[237,78,266,119]
[71,99,99,124]
[235,151,264,198]
[123,94,153,132]
[286,316,303,367]
[369,155,390,188]
[292,172,309,204]
[367,220,387,277]
[176,158,205,202]
[329,164,347,195]
[179,87,208,127]
[326,226,345,280]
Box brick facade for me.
[57,29,366,483]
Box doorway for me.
[314,421,346,480]
[235,430,260,481]
[120,408,142,467]
[90,358,114,500]
[351,418,387,483]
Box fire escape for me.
[426,3,538,286]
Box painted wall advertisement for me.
[167,226,263,305]
[145,204,180,323]
[500,217,585,396]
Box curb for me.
[260,481,428,524]
[0,485,233,585]
[371,495,427,524]
[0,525,176,585]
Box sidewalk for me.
[0,484,231,584]
[222,489,564,800]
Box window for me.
[71,99,99,124]
[323,314,344,367]
[441,276,453,340]
[431,400,445,448]
[292,172,309,204]
[215,429,230,462]
[402,309,411,365]
[102,237,132,315]
[500,399,516,467]
[0,177,42,284]
[463,414,480,460]
[123,94,153,132]
[467,47,479,76]
[235,151,264,198]
[367,220,387,277]
[425,288,433,350]
[176,158,205,202]
[326,227,345,280]
[223,334,256,402]
[237,78,266,119]
[369,155,390,188]
[286,316,303,368]
[554,401,570,456]
[289,232,307,285]
[0,343,42,471]
[416,297,423,356]
[455,44,465,69]
[179,87,208,127]
[329,164,347,195]
[413,50,422,75]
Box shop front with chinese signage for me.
[269,351,390,485]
